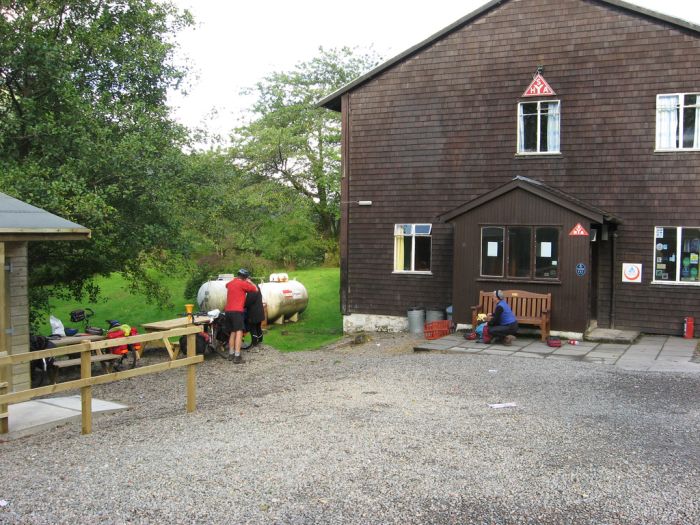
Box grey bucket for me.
[407,307,425,334]
[426,308,446,323]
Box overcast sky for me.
[167,0,700,145]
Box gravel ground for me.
[1,333,699,524]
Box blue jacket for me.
[493,299,517,326]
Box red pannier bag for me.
[106,327,141,355]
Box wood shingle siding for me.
[331,0,700,335]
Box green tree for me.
[230,46,380,241]
[0,1,193,320]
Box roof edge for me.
[317,0,700,111]
[439,176,619,224]
[317,0,505,111]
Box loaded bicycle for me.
[180,309,253,358]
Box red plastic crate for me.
[424,320,454,340]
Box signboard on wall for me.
[569,223,589,236]
[622,263,642,283]
[522,73,556,97]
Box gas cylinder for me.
[196,275,308,324]
[683,316,694,339]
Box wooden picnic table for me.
[140,316,209,359]
[141,316,209,332]
[49,334,106,347]
[46,334,121,383]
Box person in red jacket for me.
[225,268,258,363]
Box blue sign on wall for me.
[576,263,586,277]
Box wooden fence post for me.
[186,332,196,412]
[81,347,92,434]
[0,243,8,434]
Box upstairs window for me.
[394,224,431,273]
[481,226,560,280]
[656,94,700,150]
[654,226,700,283]
[518,100,560,154]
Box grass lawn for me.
[40,267,342,352]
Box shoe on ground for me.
[232,354,243,364]
[503,335,515,346]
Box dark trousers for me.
[488,322,518,340]
[250,322,263,345]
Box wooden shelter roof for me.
[0,192,91,242]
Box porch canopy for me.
[440,176,621,225]
[438,177,621,333]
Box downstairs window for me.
[394,224,432,273]
[654,226,700,283]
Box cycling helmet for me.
[237,268,250,279]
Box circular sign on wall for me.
[622,263,642,283]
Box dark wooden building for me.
[320,0,700,337]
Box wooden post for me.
[80,348,92,434]
[186,332,196,412]
[0,243,8,434]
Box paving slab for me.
[5,396,128,440]
[444,347,482,354]
[519,344,556,355]
[482,348,515,356]
[553,347,590,357]
[412,334,700,373]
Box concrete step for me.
[584,328,640,344]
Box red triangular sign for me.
[522,73,556,97]
[569,223,589,236]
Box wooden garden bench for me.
[471,290,551,341]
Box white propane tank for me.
[260,279,308,324]
[196,274,308,324]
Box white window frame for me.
[480,226,504,277]
[393,223,432,274]
[655,93,700,151]
[517,99,561,154]
[652,226,700,286]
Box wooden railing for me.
[0,325,204,435]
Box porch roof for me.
[438,176,621,224]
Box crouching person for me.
[486,290,518,345]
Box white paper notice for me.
[487,242,498,257]
[540,242,552,258]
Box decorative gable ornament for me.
[569,223,589,236]
[522,73,556,97]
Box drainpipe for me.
[610,230,618,329]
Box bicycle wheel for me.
[119,346,138,369]
[30,361,48,388]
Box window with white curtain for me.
[656,94,700,150]
[518,100,560,154]
[394,224,432,273]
